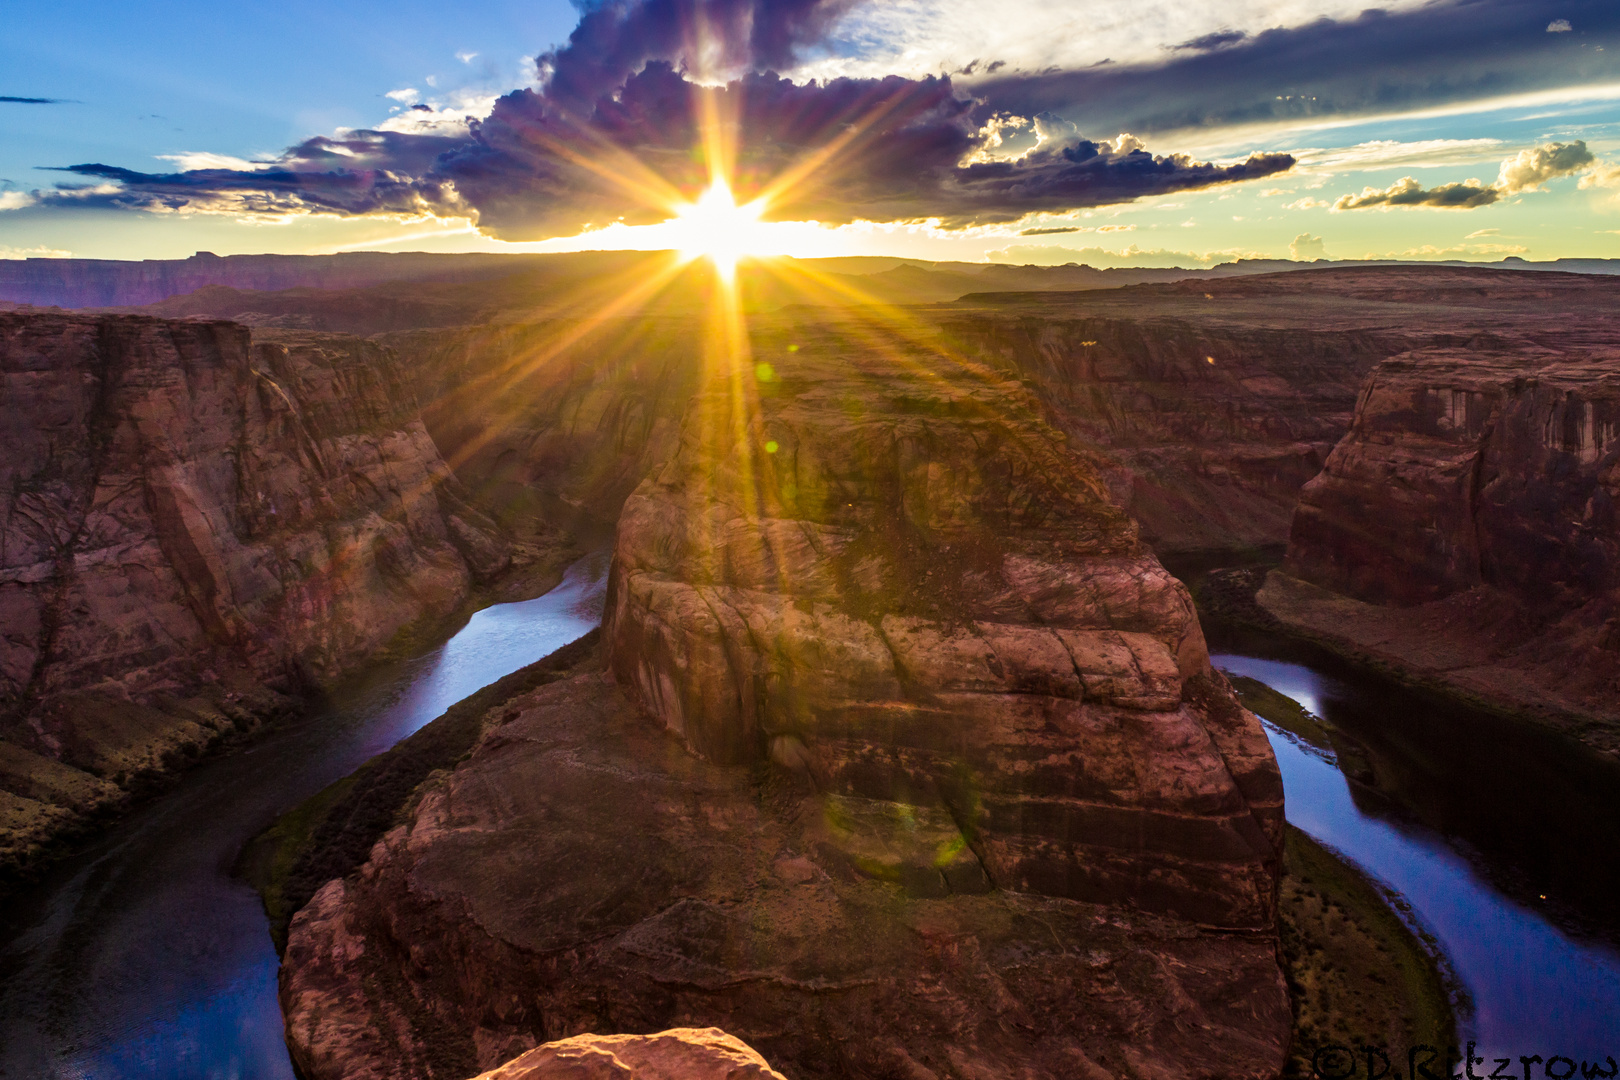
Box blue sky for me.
[5,0,1620,264]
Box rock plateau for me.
[280,323,1290,1080]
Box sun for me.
[672,181,771,280]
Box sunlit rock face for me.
[0,313,507,879]
[466,1029,786,1080]
[605,327,1284,927]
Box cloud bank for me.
[15,0,1292,239]
[1332,140,1595,210]
[973,0,1620,137]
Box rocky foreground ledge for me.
[467,1028,785,1079]
[281,325,1290,1079]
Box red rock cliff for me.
[1275,345,1620,735]
[604,317,1285,925]
[0,313,510,879]
[279,312,1291,1080]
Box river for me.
[1207,618,1620,1067]
[0,552,610,1080]
[2,555,1617,1076]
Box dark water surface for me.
[0,553,609,1080]
[1208,620,1620,1064]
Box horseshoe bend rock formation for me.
[1271,346,1620,740]
[0,312,516,881]
[281,341,1289,1080]
[607,341,1285,924]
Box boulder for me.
[466,1029,785,1080]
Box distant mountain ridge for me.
[5,248,1619,310]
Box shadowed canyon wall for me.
[941,312,1396,553]
[0,313,517,881]
[1274,346,1620,733]
[279,312,1291,1080]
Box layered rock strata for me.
[606,339,1285,925]
[0,313,518,880]
[942,313,1391,555]
[280,336,1290,1079]
[467,1029,786,1080]
[1275,347,1620,739]
[281,658,1291,1080]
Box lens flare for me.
[672,181,769,280]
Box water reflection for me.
[1214,648,1620,1060]
[0,553,609,1080]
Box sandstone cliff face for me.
[279,324,1290,1080]
[942,313,1393,554]
[1288,348,1620,606]
[281,661,1291,1080]
[379,318,704,536]
[1277,346,1620,732]
[605,329,1285,926]
[0,313,510,878]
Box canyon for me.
[0,313,564,888]
[1269,340,1620,749]
[3,262,1620,1078]
[278,328,1292,1080]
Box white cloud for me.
[1284,197,1329,210]
[1496,140,1594,193]
[385,87,420,104]
[1260,187,1295,196]
[796,0,1434,81]
[1291,138,1504,172]
[1289,232,1327,259]
[373,91,500,136]
[1401,242,1530,258]
[155,152,270,172]
[456,50,479,63]
[0,191,37,211]
[1465,228,1501,239]
[1332,140,1596,210]
[1578,164,1620,189]
[1548,18,1572,32]
[0,244,69,258]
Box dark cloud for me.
[1021,226,1081,235]
[46,130,468,216]
[975,0,1620,135]
[28,0,1294,236]
[424,65,1292,237]
[540,0,859,114]
[1,96,70,105]
[1333,177,1499,210]
[1171,30,1247,53]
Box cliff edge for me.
[280,318,1289,1079]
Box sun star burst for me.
[673,181,771,280]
